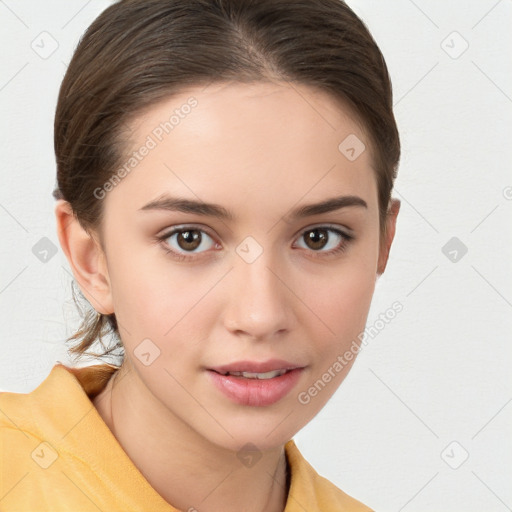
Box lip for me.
[206,359,306,407]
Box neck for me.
[93,362,289,512]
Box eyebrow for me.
[139,194,367,221]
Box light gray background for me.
[1,1,511,511]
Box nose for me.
[221,252,293,341]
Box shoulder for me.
[0,367,65,499]
[0,365,69,445]
[0,363,115,440]
[285,439,373,512]
[0,363,118,497]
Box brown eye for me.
[161,227,216,255]
[304,228,329,250]
[295,226,351,255]
[176,230,202,251]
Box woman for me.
[0,0,400,510]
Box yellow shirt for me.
[0,364,372,511]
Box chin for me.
[194,407,315,453]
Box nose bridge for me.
[223,244,290,338]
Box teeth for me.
[225,369,288,379]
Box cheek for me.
[309,263,376,344]
[301,238,378,338]
[106,245,221,354]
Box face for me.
[96,81,386,451]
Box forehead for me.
[105,81,377,222]
[130,80,368,147]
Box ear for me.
[55,200,114,315]
[377,198,400,275]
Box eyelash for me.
[156,224,354,262]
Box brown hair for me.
[53,0,400,364]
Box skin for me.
[55,81,399,512]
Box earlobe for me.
[377,198,400,275]
[54,200,114,315]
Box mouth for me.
[209,358,303,376]
[211,368,291,380]
[206,359,306,407]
